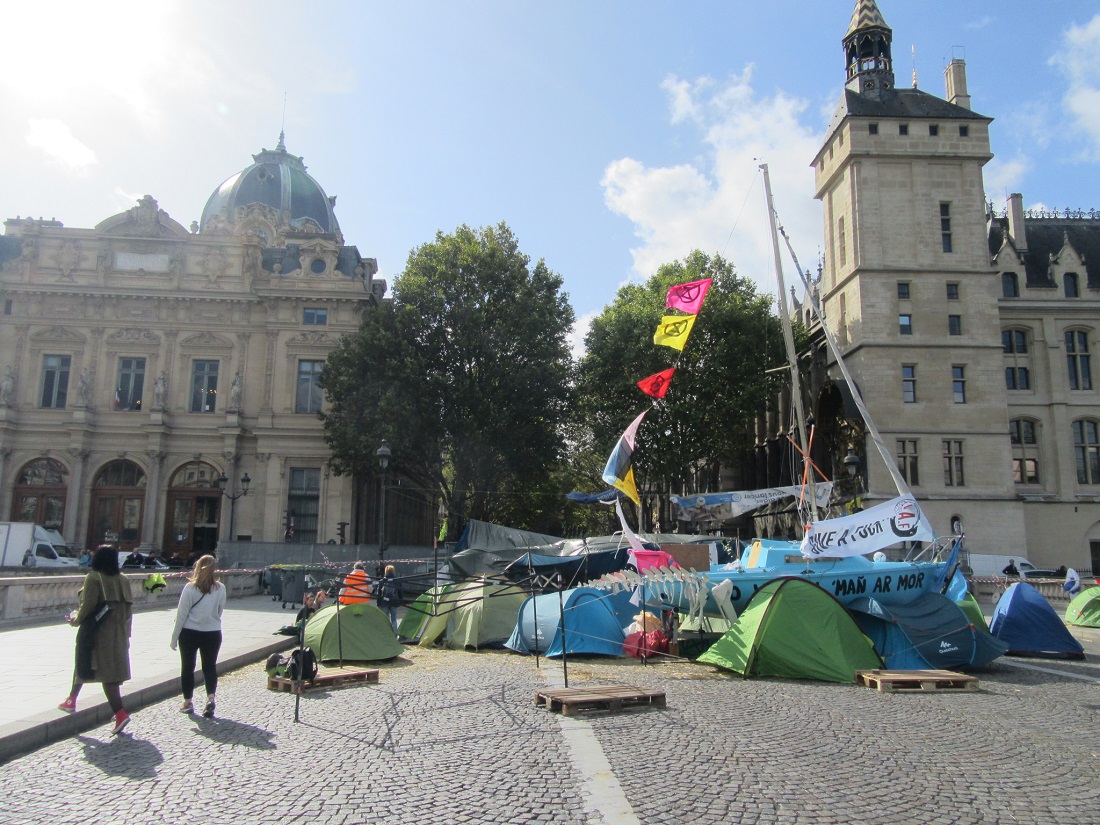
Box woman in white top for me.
[170,555,226,717]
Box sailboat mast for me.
[761,163,818,522]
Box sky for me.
[3,1,1100,356]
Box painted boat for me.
[589,537,952,619]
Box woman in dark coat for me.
[68,545,134,735]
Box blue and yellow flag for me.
[602,409,648,505]
[653,314,696,351]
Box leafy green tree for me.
[320,222,575,535]
[576,250,794,527]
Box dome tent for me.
[506,587,626,657]
[990,582,1085,659]
[418,577,527,650]
[304,603,403,663]
[849,591,1006,670]
[697,577,882,683]
[1065,585,1100,628]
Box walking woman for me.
[64,544,134,735]
[170,555,226,718]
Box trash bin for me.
[274,565,331,609]
[266,567,286,602]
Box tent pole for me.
[557,573,568,687]
[641,579,648,668]
[530,563,540,669]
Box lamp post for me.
[376,439,391,561]
[217,472,251,542]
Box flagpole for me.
[761,162,818,525]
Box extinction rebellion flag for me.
[636,368,676,399]
[665,277,712,315]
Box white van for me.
[0,522,78,568]
[966,553,1035,577]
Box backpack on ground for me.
[285,646,318,682]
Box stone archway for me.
[88,459,147,553]
[163,460,222,563]
[11,457,68,531]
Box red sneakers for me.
[58,696,77,712]
[111,710,130,735]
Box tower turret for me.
[844,0,894,98]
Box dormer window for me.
[1065,272,1080,298]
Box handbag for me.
[74,573,112,680]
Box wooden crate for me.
[534,685,666,716]
[855,669,978,694]
[267,666,379,693]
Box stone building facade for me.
[801,1,1100,574]
[0,136,383,560]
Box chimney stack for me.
[1007,193,1028,253]
[944,59,971,110]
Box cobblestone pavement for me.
[2,643,1098,825]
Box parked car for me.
[1020,568,1058,580]
[118,551,169,570]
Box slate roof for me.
[989,215,1100,289]
[827,87,990,136]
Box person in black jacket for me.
[375,564,401,633]
[1002,560,1020,577]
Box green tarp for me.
[956,591,991,632]
[697,576,882,682]
[397,585,453,642]
[304,603,404,663]
[1065,586,1100,628]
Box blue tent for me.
[849,591,1007,670]
[506,587,626,657]
[990,582,1085,659]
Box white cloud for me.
[569,310,597,361]
[25,119,97,172]
[602,68,825,298]
[983,155,1030,206]
[1051,14,1100,159]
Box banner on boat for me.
[670,483,834,522]
[800,495,936,558]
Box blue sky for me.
[3,1,1099,354]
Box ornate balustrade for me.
[0,568,264,627]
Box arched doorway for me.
[163,461,221,563]
[11,457,68,531]
[88,460,147,553]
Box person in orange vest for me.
[339,561,371,604]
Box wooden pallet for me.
[267,667,379,693]
[855,669,978,694]
[534,685,666,716]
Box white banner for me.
[799,495,936,558]
[671,483,833,521]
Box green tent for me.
[304,603,404,663]
[697,577,882,683]
[418,577,527,650]
[1065,586,1100,628]
[956,591,991,632]
[397,585,453,642]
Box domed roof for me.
[199,133,339,237]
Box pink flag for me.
[665,278,712,315]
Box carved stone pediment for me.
[95,195,190,240]
[30,325,87,344]
[179,331,233,351]
[106,328,162,346]
[286,330,335,352]
[53,241,84,280]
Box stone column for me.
[139,450,166,550]
[65,449,89,549]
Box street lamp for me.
[376,440,391,561]
[217,472,251,542]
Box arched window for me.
[1073,420,1100,484]
[164,461,222,562]
[1065,330,1093,391]
[12,457,68,530]
[1009,418,1039,485]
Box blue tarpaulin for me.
[506,587,626,657]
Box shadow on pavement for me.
[189,716,276,750]
[76,734,164,779]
